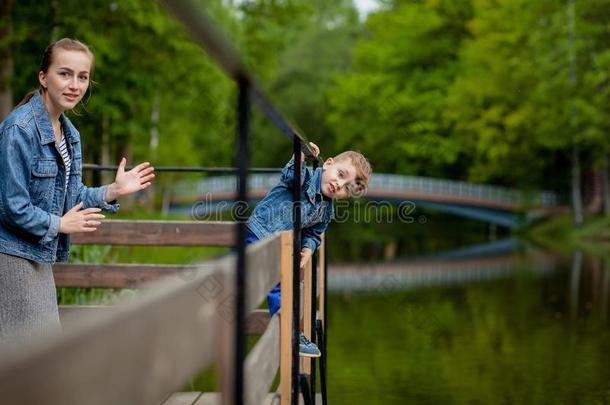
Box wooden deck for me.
[0,220,326,405]
[159,392,322,405]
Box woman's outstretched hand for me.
[59,202,105,234]
[105,158,155,202]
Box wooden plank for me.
[278,231,293,405]
[215,262,235,405]
[291,280,305,320]
[261,393,280,405]
[71,220,236,246]
[58,306,271,336]
[245,309,271,335]
[53,263,197,288]
[0,256,236,405]
[161,392,203,405]
[215,233,282,405]
[58,305,114,329]
[183,392,283,405]
[193,392,221,404]
[192,393,281,404]
[58,304,113,316]
[59,228,281,291]
[244,234,282,313]
[302,259,312,374]
[162,392,282,405]
[171,392,289,405]
[244,315,280,405]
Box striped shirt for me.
[56,133,72,193]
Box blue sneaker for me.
[299,334,321,358]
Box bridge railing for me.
[168,172,560,209]
[156,1,326,404]
[2,0,330,402]
[0,220,326,405]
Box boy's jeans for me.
[245,230,281,316]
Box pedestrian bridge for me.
[170,173,562,228]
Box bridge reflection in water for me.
[327,238,557,293]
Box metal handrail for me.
[82,164,281,174]
[167,172,561,208]
[158,1,322,403]
[83,165,561,207]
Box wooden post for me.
[217,264,236,405]
[279,231,293,405]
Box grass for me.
[525,213,610,258]
[57,205,229,303]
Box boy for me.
[246,143,372,357]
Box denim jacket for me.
[247,157,334,252]
[0,91,119,263]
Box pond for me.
[326,240,610,404]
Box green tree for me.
[579,0,610,216]
[448,0,610,221]
[234,0,360,165]
[326,0,473,177]
[0,0,14,120]
[10,0,237,172]
[445,0,556,187]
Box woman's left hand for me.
[105,158,155,202]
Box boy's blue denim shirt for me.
[247,157,334,252]
[0,91,119,264]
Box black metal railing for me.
[83,161,328,405]
[82,163,282,174]
[154,1,325,404]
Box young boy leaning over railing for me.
[246,142,372,357]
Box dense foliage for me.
[1,0,609,212]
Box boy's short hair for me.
[333,151,372,197]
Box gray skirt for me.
[0,252,61,342]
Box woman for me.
[0,38,155,340]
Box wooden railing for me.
[0,220,326,405]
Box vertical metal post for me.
[292,138,302,404]
[322,234,328,405]
[316,320,328,405]
[300,374,312,405]
[309,157,319,403]
[234,76,250,405]
[310,250,318,402]
[323,234,328,355]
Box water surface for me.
[327,248,610,404]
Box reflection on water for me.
[327,243,610,404]
[328,239,555,293]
